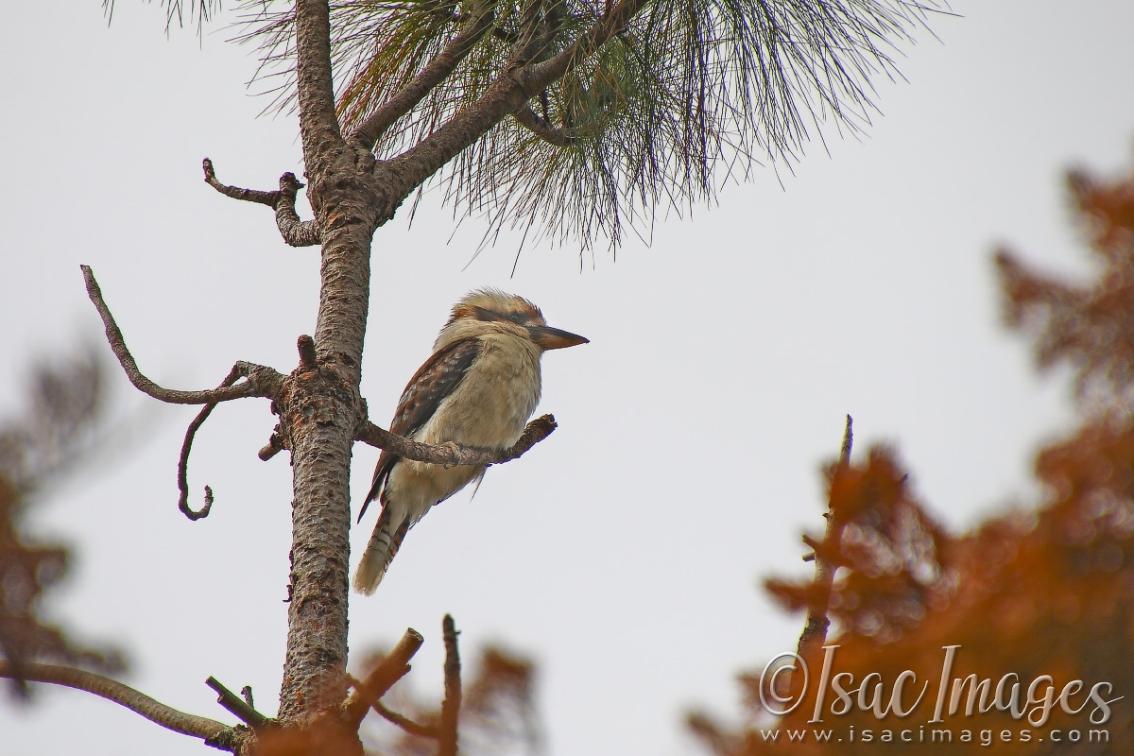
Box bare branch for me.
[81,265,285,405]
[202,158,322,247]
[439,614,462,756]
[206,676,271,729]
[355,414,557,467]
[344,628,425,729]
[202,157,281,206]
[512,104,578,147]
[372,700,439,738]
[350,6,498,151]
[0,661,237,749]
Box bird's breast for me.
[417,335,541,449]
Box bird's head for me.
[435,289,589,352]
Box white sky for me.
[2,2,1134,755]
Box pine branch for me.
[386,0,648,197]
[351,3,498,151]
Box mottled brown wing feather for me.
[358,337,482,521]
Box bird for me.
[353,289,588,594]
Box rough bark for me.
[275,0,378,738]
[276,361,363,724]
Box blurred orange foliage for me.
[359,644,542,755]
[0,350,124,696]
[688,151,1134,754]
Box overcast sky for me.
[3,2,1134,755]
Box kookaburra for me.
[353,289,588,594]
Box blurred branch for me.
[0,350,129,693]
[372,700,439,738]
[344,628,425,729]
[0,661,238,749]
[356,414,556,466]
[439,614,462,756]
[202,158,322,247]
[81,265,286,405]
[788,415,853,695]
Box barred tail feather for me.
[353,506,409,595]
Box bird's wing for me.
[358,336,483,522]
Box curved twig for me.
[176,364,251,521]
[356,414,557,467]
[81,265,286,405]
[202,158,322,247]
[439,614,462,756]
[0,661,238,750]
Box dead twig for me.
[206,676,271,730]
[240,685,256,709]
[258,431,285,461]
[202,158,321,247]
[81,265,285,405]
[177,364,253,521]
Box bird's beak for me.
[528,325,589,350]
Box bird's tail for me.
[353,505,409,595]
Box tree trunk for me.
[275,0,391,733]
